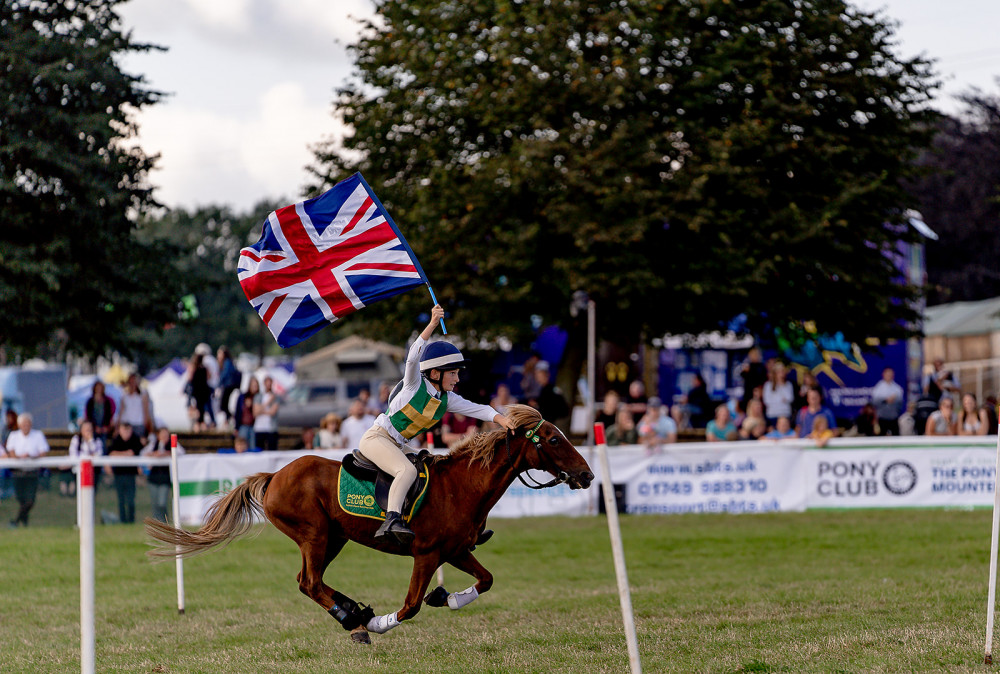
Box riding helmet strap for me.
[328,590,375,631]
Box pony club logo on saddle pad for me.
[337,451,430,522]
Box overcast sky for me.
[117,0,1000,214]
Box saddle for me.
[337,449,431,523]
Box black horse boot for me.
[375,511,414,545]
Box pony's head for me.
[505,404,594,489]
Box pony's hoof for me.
[350,627,371,644]
[424,585,449,607]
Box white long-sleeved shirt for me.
[373,336,498,446]
[6,429,49,458]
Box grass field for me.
[0,505,997,673]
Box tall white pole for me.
[79,458,95,674]
[986,409,1000,664]
[595,422,642,674]
[170,434,186,615]
[587,299,596,450]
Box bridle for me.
[505,418,570,490]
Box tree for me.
[0,0,186,360]
[913,86,1000,305]
[310,0,938,355]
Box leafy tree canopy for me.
[310,0,939,349]
[0,0,186,360]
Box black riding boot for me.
[375,511,414,545]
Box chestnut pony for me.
[145,404,593,643]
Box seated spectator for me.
[898,401,918,436]
[64,420,104,497]
[795,388,838,438]
[141,427,185,523]
[959,393,989,436]
[849,403,879,437]
[218,435,261,454]
[685,374,713,428]
[760,416,796,441]
[606,405,639,446]
[706,404,738,442]
[595,390,621,430]
[637,397,677,452]
[738,399,767,441]
[317,413,343,449]
[925,397,957,436]
[293,427,316,450]
[808,415,836,448]
[441,411,479,447]
[986,395,999,436]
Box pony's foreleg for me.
[424,551,494,610]
[366,552,440,634]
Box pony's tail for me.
[144,472,273,560]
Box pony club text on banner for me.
[237,173,430,348]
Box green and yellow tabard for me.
[388,383,448,440]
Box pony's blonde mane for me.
[433,404,543,468]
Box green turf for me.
[0,509,997,673]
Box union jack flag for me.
[237,173,429,348]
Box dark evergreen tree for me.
[0,0,185,359]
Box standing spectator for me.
[637,397,677,451]
[762,362,795,426]
[3,412,49,527]
[217,347,242,429]
[706,404,738,442]
[254,375,280,451]
[871,367,904,436]
[738,399,768,441]
[739,348,768,409]
[340,399,376,450]
[317,413,344,449]
[958,393,989,436]
[685,373,713,429]
[375,382,393,415]
[984,395,999,436]
[116,373,153,440]
[141,427,184,523]
[532,361,569,424]
[197,343,220,420]
[595,390,621,430]
[606,405,639,446]
[0,409,16,501]
[519,355,544,403]
[795,388,838,438]
[925,397,958,436]
[234,377,260,450]
[490,383,515,416]
[185,353,214,431]
[925,359,959,402]
[84,380,116,448]
[107,422,142,524]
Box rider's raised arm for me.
[403,305,446,387]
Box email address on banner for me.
[646,458,757,476]
[627,498,782,514]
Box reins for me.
[504,418,570,490]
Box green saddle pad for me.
[337,459,430,522]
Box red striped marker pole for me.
[79,459,95,674]
[170,434,186,615]
[595,422,642,674]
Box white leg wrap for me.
[447,585,479,610]
[366,611,400,634]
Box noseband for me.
[505,418,570,490]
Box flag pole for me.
[426,286,447,334]
[985,403,1000,664]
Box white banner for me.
[601,444,807,515]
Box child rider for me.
[358,304,515,544]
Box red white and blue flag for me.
[238,173,429,348]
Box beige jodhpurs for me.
[358,426,417,514]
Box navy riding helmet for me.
[419,341,467,374]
